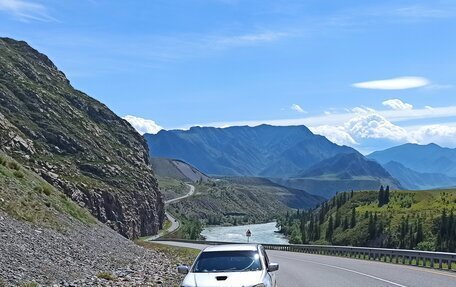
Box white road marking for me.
[272,254,409,287]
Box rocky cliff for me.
[0,37,164,238]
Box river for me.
[201,222,289,244]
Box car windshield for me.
[192,251,262,273]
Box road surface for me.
[166,183,195,205]
[155,241,456,287]
[147,184,195,240]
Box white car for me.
[177,244,279,287]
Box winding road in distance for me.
[155,241,456,287]
[148,183,195,240]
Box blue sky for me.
[1,0,456,153]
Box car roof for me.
[202,244,259,252]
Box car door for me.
[260,246,276,287]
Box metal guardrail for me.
[156,239,456,272]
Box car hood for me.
[182,270,264,287]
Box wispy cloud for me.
[213,31,288,48]
[382,99,413,111]
[291,104,306,113]
[0,0,55,22]
[393,5,456,19]
[352,76,430,90]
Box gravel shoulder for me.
[0,211,188,286]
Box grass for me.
[163,218,172,231]
[96,272,116,281]
[0,153,96,231]
[135,240,200,266]
[19,282,39,287]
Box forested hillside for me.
[278,187,456,252]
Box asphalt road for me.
[155,241,456,287]
[166,183,195,205]
[147,184,195,240]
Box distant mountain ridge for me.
[274,152,401,198]
[383,161,456,190]
[368,143,456,177]
[298,152,394,179]
[145,125,357,177]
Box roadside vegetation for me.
[135,241,200,266]
[278,187,456,252]
[0,153,96,231]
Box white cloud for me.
[291,104,306,113]
[382,99,413,111]
[352,76,430,90]
[310,125,357,146]
[0,0,54,22]
[123,115,163,135]
[409,125,456,147]
[344,113,410,142]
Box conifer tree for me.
[350,207,356,228]
[326,216,334,242]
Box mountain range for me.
[368,143,456,189]
[146,125,358,177]
[145,125,400,198]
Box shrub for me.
[7,161,20,170]
[0,278,5,287]
[35,185,53,196]
[20,282,39,287]
[0,156,6,166]
[415,241,435,251]
[13,170,25,178]
[96,272,115,281]
[42,185,52,196]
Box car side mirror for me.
[268,263,279,272]
[177,265,190,274]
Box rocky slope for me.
[0,37,164,238]
[150,157,209,183]
[0,211,183,287]
[0,153,183,286]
